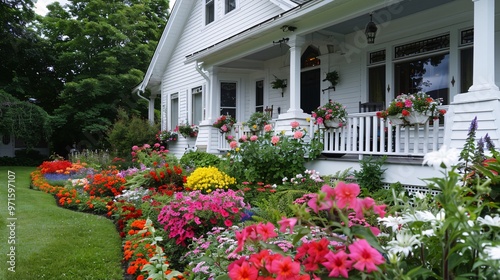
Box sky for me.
[35,0,176,16]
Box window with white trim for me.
[255,80,264,112]
[205,0,214,25]
[459,28,473,93]
[220,82,236,118]
[192,86,203,125]
[171,93,179,129]
[225,0,236,14]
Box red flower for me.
[402,109,410,116]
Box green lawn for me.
[0,166,123,280]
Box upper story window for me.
[301,46,321,68]
[226,0,236,14]
[206,0,215,25]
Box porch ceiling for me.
[220,0,455,68]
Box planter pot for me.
[323,119,342,129]
[387,114,405,126]
[405,112,430,125]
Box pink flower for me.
[224,219,233,227]
[240,135,248,142]
[348,239,385,273]
[322,251,352,278]
[230,141,238,149]
[250,135,258,141]
[404,99,413,108]
[268,256,301,279]
[293,131,303,139]
[264,124,273,132]
[271,136,280,145]
[228,260,259,280]
[290,121,300,128]
[221,124,228,132]
[278,217,298,233]
[316,117,324,124]
[132,145,139,151]
[256,222,278,241]
[333,182,360,209]
[154,143,160,148]
[143,144,151,149]
[227,135,234,140]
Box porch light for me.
[365,13,377,44]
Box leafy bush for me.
[225,121,322,184]
[107,109,159,158]
[180,150,221,169]
[354,155,387,193]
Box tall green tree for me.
[39,0,169,153]
[0,0,62,113]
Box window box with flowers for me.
[212,114,236,134]
[176,122,199,138]
[311,99,348,128]
[245,111,271,133]
[376,92,446,126]
[156,130,178,144]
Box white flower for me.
[378,216,405,232]
[484,245,500,260]
[412,192,426,200]
[386,231,420,257]
[478,215,500,228]
[423,145,460,170]
[421,229,435,237]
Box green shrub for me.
[354,155,387,194]
[180,150,221,169]
[107,108,159,158]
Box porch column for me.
[469,0,498,92]
[287,35,305,114]
[444,0,500,149]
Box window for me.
[192,87,203,125]
[394,53,449,104]
[171,94,179,129]
[226,0,236,14]
[220,82,236,118]
[394,35,450,104]
[368,65,386,103]
[301,46,321,68]
[460,28,473,93]
[206,0,214,25]
[255,80,264,112]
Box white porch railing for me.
[317,112,444,157]
[217,112,445,157]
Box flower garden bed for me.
[29,119,500,280]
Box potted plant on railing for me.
[212,114,236,134]
[311,99,348,129]
[323,70,340,91]
[376,92,446,126]
[177,122,199,138]
[156,130,178,145]
[245,111,271,133]
[271,75,287,97]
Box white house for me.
[136,0,500,188]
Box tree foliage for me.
[0,90,52,149]
[38,0,169,150]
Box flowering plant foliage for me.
[185,166,236,193]
[245,111,271,132]
[226,121,322,184]
[311,99,347,127]
[156,130,178,142]
[84,168,126,197]
[212,114,236,133]
[157,189,249,246]
[131,143,174,168]
[176,122,199,138]
[376,92,446,123]
[144,163,186,194]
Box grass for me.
[0,166,124,280]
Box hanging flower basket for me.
[405,112,431,125]
[387,114,405,126]
[323,119,343,129]
[213,115,236,134]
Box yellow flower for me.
[306,117,311,122]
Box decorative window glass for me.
[220,82,236,118]
[369,50,386,65]
[394,34,449,60]
[206,0,214,25]
[460,28,473,46]
[192,87,203,125]
[301,46,321,68]
[255,80,264,112]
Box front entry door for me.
[300,68,320,114]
